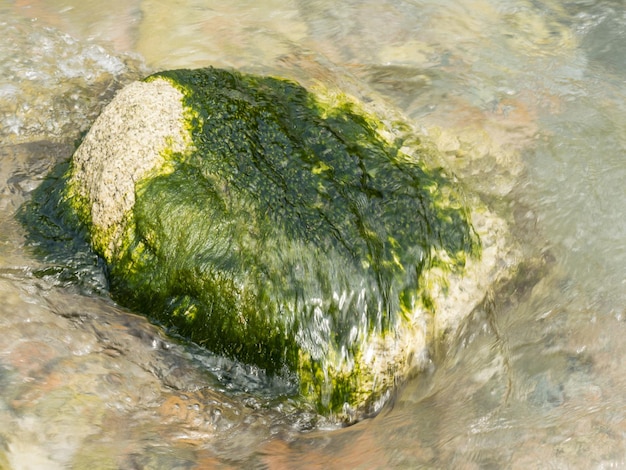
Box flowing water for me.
[1,0,625,468]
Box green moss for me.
[23,67,481,416]
[17,161,107,291]
[109,167,299,373]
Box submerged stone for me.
[24,67,516,421]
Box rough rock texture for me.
[41,67,518,421]
[68,80,192,259]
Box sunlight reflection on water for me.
[0,0,625,468]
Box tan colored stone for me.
[68,78,191,259]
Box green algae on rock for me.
[25,66,515,420]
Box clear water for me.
[1,0,625,468]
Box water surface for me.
[1,0,625,468]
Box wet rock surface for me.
[24,65,523,421]
[1,1,626,468]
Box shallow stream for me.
[1,1,625,468]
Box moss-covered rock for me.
[25,67,516,420]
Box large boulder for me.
[32,67,516,420]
